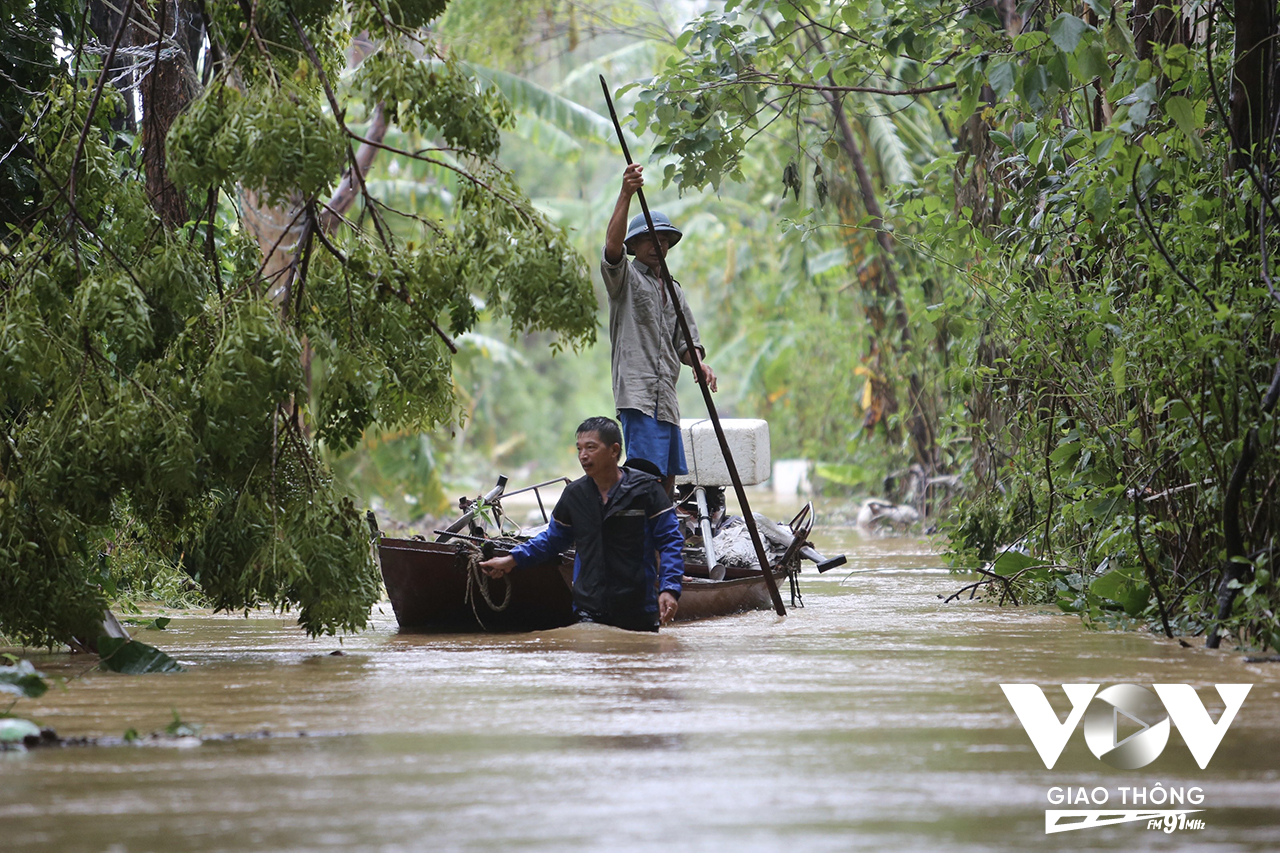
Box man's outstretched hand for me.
[480,555,517,578]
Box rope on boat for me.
[788,568,804,609]
[454,541,513,629]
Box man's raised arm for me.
[604,164,644,264]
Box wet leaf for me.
[987,62,1015,100]
[165,709,202,737]
[1090,565,1149,615]
[813,164,828,206]
[989,550,1040,576]
[0,660,49,699]
[0,718,42,743]
[1110,348,1127,394]
[781,160,801,199]
[1165,95,1205,157]
[97,638,184,674]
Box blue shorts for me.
[617,408,687,477]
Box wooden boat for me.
[376,535,793,632]
[372,478,838,633]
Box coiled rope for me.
[454,541,512,629]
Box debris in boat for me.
[709,513,837,569]
[855,498,920,532]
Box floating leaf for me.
[98,638,184,674]
[0,718,42,743]
[0,660,48,699]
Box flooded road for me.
[4,520,1280,852]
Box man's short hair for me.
[577,416,623,450]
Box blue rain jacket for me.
[510,468,683,619]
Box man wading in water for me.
[479,417,683,631]
[602,163,717,497]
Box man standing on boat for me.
[602,163,717,497]
[479,417,683,630]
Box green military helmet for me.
[624,211,682,254]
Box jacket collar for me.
[607,468,659,513]
[577,468,657,517]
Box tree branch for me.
[68,0,137,215]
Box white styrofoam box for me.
[675,418,771,486]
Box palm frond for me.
[462,62,616,145]
[861,110,915,187]
[511,114,583,161]
[558,42,662,96]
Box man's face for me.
[627,232,670,270]
[576,430,620,477]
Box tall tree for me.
[0,0,595,646]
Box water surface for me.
[4,522,1279,852]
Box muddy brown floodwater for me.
[4,515,1280,852]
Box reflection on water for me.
[4,519,1280,852]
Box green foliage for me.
[97,637,184,674]
[629,13,768,192]
[0,659,49,700]
[637,0,1280,649]
[922,2,1279,648]
[353,51,509,158]
[1,0,598,647]
[0,0,80,231]
[327,428,447,520]
[357,0,450,31]
[168,83,347,206]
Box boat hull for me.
[378,537,575,632]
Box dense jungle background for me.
[2,0,1278,651]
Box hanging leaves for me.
[0,0,596,648]
[781,160,801,199]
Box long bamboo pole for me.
[600,76,785,617]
